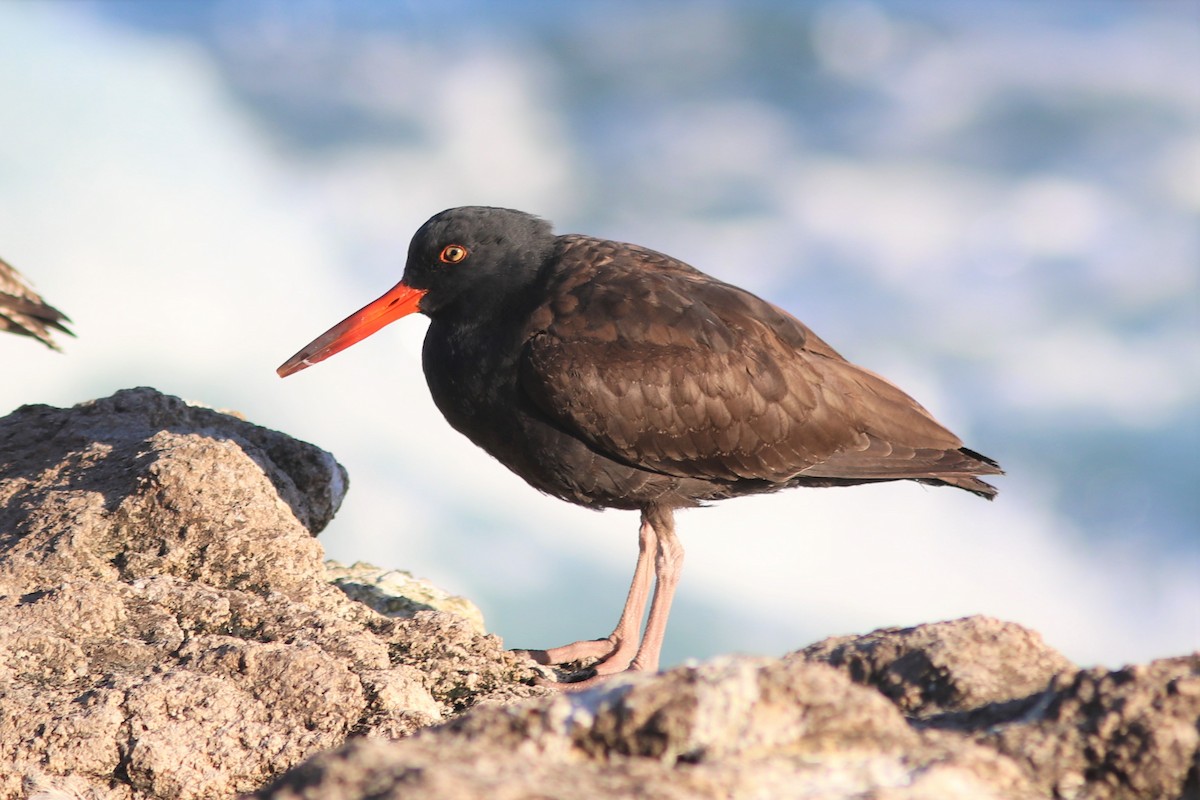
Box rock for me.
[254,621,1198,800]
[963,657,1200,800]
[798,616,1076,717]
[4,388,1197,800]
[325,560,487,634]
[0,388,543,800]
[803,618,1200,799]
[252,656,1042,800]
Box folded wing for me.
[0,257,74,351]
[519,237,1000,496]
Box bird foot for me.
[513,654,598,690]
[533,671,619,692]
[516,637,616,666]
[514,636,643,689]
[526,661,654,692]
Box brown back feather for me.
[519,236,1000,495]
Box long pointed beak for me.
[277,281,427,377]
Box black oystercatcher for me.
[0,256,73,350]
[278,207,1001,686]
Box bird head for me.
[276,206,554,377]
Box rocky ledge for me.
[0,388,1195,800]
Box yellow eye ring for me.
[439,244,468,264]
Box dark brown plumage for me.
[0,257,73,350]
[278,206,1002,687]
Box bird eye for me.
[439,244,468,264]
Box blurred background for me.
[1,1,1196,669]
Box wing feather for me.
[0,257,74,350]
[520,236,998,489]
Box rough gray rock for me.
[3,388,1197,800]
[961,657,1200,800]
[798,616,1077,717]
[325,560,486,635]
[802,618,1200,799]
[0,388,542,800]
[253,626,1198,799]
[252,656,1043,800]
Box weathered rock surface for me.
[799,616,1078,717]
[254,629,1198,800]
[0,388,541,800]
[2,388,1196,800]
[253,656,1045,800]
[326,561,487,635]
[804,618,1200,799]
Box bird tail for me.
[924,447,1003,500]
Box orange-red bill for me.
[276,281,427,377]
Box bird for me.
[277,206,1001,687]
[0,256,74,350]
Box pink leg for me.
[520,506,685,690]
[629,506,683,673]
[521,510,656,672]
